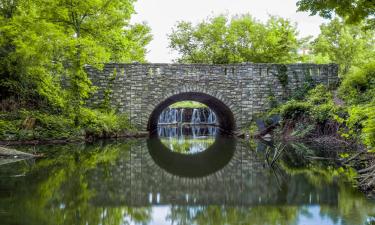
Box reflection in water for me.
[158,125,218,154]
[0,139,375,225]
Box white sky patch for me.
[131,0,328,63]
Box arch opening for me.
[148,92,235,133]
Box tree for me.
[0,0,152,114]
[296,0,375,28]
[168,15,301,64]
[309,18,374,76]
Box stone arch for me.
[146,89,238,132]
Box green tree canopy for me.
[296,0,375,28]
[308,18,374,76]
[168,15,302,64]
[0,0,151,112]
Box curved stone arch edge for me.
[143,87,241,132]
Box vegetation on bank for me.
[253,60,375,194]
[0,109,134,142]
[263,61,375,151]
[0,0,152,142]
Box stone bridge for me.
[86,63,338,131]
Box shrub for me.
[345,105,375,151]
[339,62,375,105]
[278,100,312,120]
[338,62,375,151]
[0,118,20,140]
[0,107,133,141]
[78,108,132,137]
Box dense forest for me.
[0,0,374,189]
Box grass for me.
[169,101,207,108]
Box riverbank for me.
[0,107,144,145]
[0,130,149,146]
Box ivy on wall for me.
[276,64,289,88]
[101,68,117,111]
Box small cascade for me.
[158,108,180,124]
[158,107,218,125]
[207,109,217,124]
[191,109,201,124]
[179,109,184,123]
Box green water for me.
[0,136,375,225]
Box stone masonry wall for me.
[86,63,338,131]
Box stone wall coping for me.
[91,62,338,67]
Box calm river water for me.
[0,125,375,225]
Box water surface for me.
[0,133,375,225]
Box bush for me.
[338,63,375,151]
[278,100,312,120]
[0,118,20,140]
[0,108,133,141]
[78,108,133,137]
[0,110,79,140]
[339,62,375,105]
[345,105,375,151]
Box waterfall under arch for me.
[147,92,236,133]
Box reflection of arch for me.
[147,92,236,132]
[147,135,236,178]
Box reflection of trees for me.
[160,137,215,154]
[0,142,151,225]
[166,206,300,225]
[319,187,375,225]
[275,142,375,225]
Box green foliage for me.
[296,0,375,28]
[345,105,375,151]
[160,137,215,154]
[276,64,289,88]
[0,118,19,139]
[0,108,133,141]
[0,0,149,140]
[274,85,336,121]
[0,110,79,140]
[308,18,374,76]
[270,85,342,139]
[78,108,133,137]
[101,69,117,112]
[0,0,151,112]
[339,62,375,105]
[169,101,207,109]
[337,62,375,151]
[168,14,301,64]
[277,100,312,121]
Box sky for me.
[131,0,328,63]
